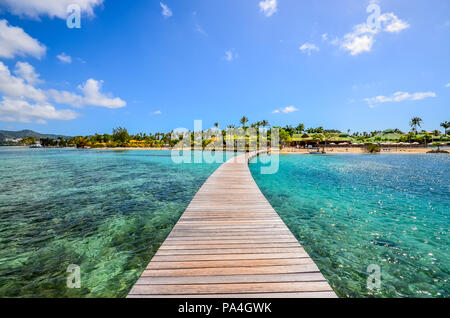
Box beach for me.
[279,147,435,154]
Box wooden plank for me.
[149,252,310,262]
[128,292,337,298]
[134,272,326,285]
[163,238,298,244]
[140,264,320,277]
[154,247,308,256]
[158,243,301,250]
[146,258,313,269]
[165,235,296,241]
[128,152,336,298]
[129,282,333,295]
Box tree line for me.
[19,117,450,149]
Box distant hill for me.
[0,130,72,141]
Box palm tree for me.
[410,117,422,134]
[251,122,261,129]
[240,116,249,129]
[311,133,333,153]
[323,132,333,151]
[311,133,323,151]
[295,123,305,134]
[440,121,449,135]
[214,122,219,129]
[261,120,270,129]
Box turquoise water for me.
[250,154,449,297]
[0,147,226,297]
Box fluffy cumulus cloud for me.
[341,12,409,56]
[79,79,126,109]
[47,89,84,108]
[365,91,436,108]
[379,13,410,33]
[0,97,79,124]
[160,2,173,18]
[0,62,126,124]
[0,19,46,59]
[0,61,78,123]
[0,0,104,19]
[259,0,277,17]
[14,61,43,85]
[273,106,298,114]
[446,83,450,88]
[341,24,377,56]
[48,79,126,109]
[299,43,319,55]
[0,61,46,102]
[57,53,72,64]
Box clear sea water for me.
[0,147,225,297]
[249,154,449,298]
[1,148,448,298]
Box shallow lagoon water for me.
[0,148,227,297]
[249,154,449,297]
[1,148,448,297]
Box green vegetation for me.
[11,116,450,149]
[410,117,423,134]
[239,116,249,129]
[441,121,450,136]
[19,137,37,145]
[366,144,381,153]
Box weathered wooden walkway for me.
[128,152,336,298]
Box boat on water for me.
[30,143,42,148]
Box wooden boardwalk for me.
[128,152,336,298]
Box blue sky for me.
[0,0,449,136]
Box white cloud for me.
[299,43,319,55]
[160,2,173,18]
[379,13,410,33]
[224,49,238,62]
[0,96,79,124]
[0,19,46,59]
[57,53,72,64]
[445,83,450,88]
[340,12,409,56]
[322,33,328,41]
[273,106,299,114]
[259,0,277,17]
[14,61,43,85]
[0,0,104,19]
[48,80,126,109]
[0,61,76,123]
[342,33,374,56]
[341,23,377,56]
[365,91,436,107]
[79,78,126,109]
[151,110,162,115]
[47,89,84,108]
[0,61,46,102]
[0,61,126,124]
